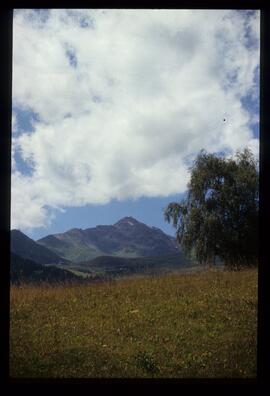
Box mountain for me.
[37,217,181,263]
[10,253,80,284]
[11,229,69,265]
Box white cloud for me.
[11,9,260,229]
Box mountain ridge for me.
[11,229,69,265]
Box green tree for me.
[164,148,258,269]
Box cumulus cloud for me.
[11,9,260,229]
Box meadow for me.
[10,268,257,378]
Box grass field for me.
[10,268,257,378]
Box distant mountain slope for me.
[10,253,80,284]
[37,217,181,263]
[11,230,69,265]
[76,253,195,277]
[37,230,103,263]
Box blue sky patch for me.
[13,107,38,133]
[13,147,35,176]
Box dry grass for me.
[10,268,257,378]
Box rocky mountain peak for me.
[114,216,140,227]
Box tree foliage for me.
[164,148,258,269]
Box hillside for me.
[10,268,257,378]
[74,253,196,277]
[10,253,80,284]
[11,230,69,265]
[37,217,181,263]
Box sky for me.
[11,9,260,240]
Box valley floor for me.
[10,268,257,379]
